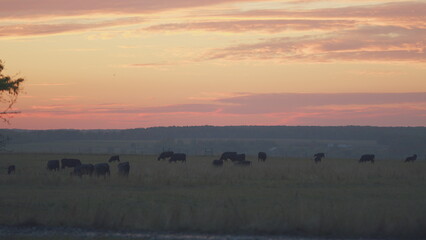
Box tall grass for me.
[1,153,426,238]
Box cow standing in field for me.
[258,152,267,162]
[169,153,186,163]
[7,165,15,174]
[72,164,94,177]
[359,154,375,163]
[94,163,110,177]
[220,152,237,161]
[157,151,174,161]
[47,160,60,171]
[117,162,130,176]
[314,153,325,163]
[231,153,246,162]
[212,159,223,167]
[405,154,417,162]
[108,155,120,163]
[61,158,82,169]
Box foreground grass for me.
[1,153,426,239]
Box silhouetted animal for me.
[405,154,417,162]
[169,153,186,163]
[258,152,267,162]
[231,153,246,162]
[359,154,375,163]
[47,160,60,171]
[220,152,237,161]
[108,155,120,162]
[117,162,130,176]
[7,165,15,174]
[94,163,110,177]
[157,151,174,161]
[72,164,94,177]
[314,153,325,163]
[212,159,223,167]
[234,160,251,166]
[61,158,82,169]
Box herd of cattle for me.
[3,152,420,176]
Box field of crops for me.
[1,153,426,239]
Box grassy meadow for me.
[1,153,426,239]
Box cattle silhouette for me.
[212,159,223,167]
[258,152,267,162]
[314,153,325,163]
[47,160,60,171]
[405,154,417,162]
[108,155,120,162]
[231,153,246,162]
[61,158,82,169]
[7,165,15,174]
[359,154,375,163]
[169,153,186,163]
[72,164,94,177]
[94,163,110,177]
[118,162,130,176]
[157,151,174,161]
[220,152,237,161]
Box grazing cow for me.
[47,160,60,171]
[314,153,325,163]
[405,154,417,162]
[94,163,110,177]
[212,159,223,167]
[61,158,82,169]
[258,152,267,162]
[157,151,174,161]
[7,165,15,174]
[234,160,251,166]
[117,162,130,176]
[72,164,94,177]
[169,153,186,163]
[220,152,237,161]
[108,155,120,162]
[359,154,375,163]
[230,153,246,162]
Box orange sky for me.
[1,0,425,129]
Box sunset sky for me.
[0,0,425,129]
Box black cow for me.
[169,153,186,163]
[7,165,15,174]
[108,155,120,162]
[230,153,246,162]
[61,158,82,169]
[405,154,417,162]
[359,154,375,163]
[212,159,223,167]
[47,160,60,171]
[71,164,94,177]
[220,152,237,161]
[157,151,174,161]
[234,160,251,166]
[258,152,267,162]
[117,162,130,176]
[314,153,325,163]
[94,163,110,177]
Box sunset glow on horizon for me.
[1,0,425,129]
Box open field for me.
[1,153,426,239]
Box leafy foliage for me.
[0,60,25,121]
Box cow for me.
[157,151,174,161]
[169,153,186,163]
[405,154,417,162]
[359,154,375,163]
[61,158,82,169]
[234,160,251,166]
[7,165,15,174]
[94,163,110,177]
[71,164,94,177]
[220,152,237,161]
[108,155,120,163]
[117,162,130,176]
[212,159,223,167]
[314,153,325,163]
[47,160,60,171]
[230,153,246,162]
[258,152,267,162]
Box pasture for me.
[1,153,426,239]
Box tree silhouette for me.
[0,60,25,123]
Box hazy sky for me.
[1,0,425,129]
